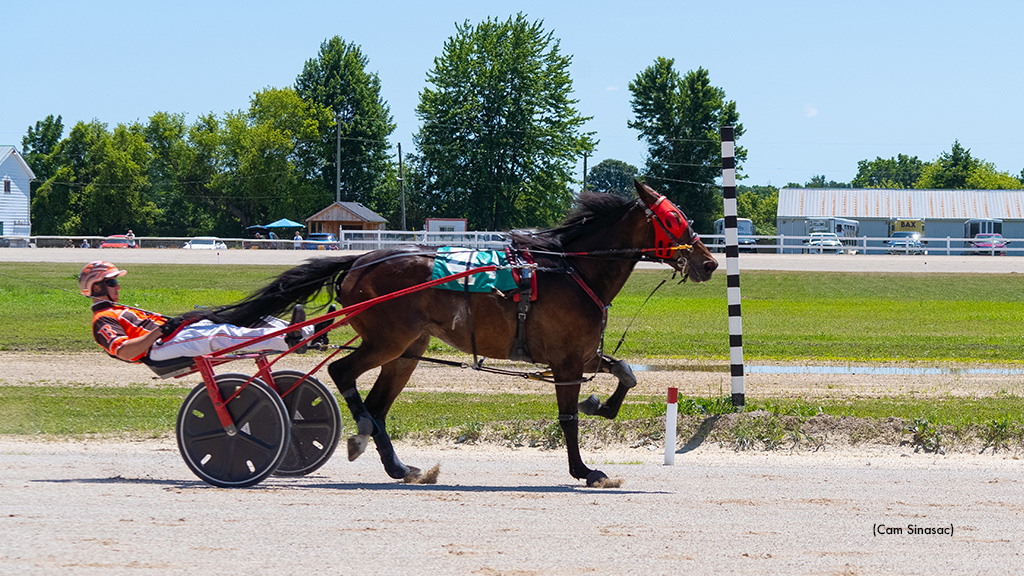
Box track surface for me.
[2,438,1022,575]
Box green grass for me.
[7,262,1021,362]
[3,386,1023,447]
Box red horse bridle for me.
[642,192,696,259]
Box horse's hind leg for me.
[362,334,431,481]
[578,355,637,419]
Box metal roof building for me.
[777,188,1024,254]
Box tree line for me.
[19,14,743,238]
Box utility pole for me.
[582,152,588,193]
[398,142,407,230]
[335,113,342,203]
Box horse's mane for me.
[509,193,636,252]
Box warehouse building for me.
[777,188,1024,254]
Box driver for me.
[80,261,312,363]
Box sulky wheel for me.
[176,373,290,488]
[270,370,342,477]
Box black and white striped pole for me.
[720,126,745,409]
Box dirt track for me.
[3,250,1023,574]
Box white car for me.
[182,236,227,250]
[803,232,843,254]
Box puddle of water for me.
[630,364,1024,376]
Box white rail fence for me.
[3,232,1020,256]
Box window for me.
[3,179,10,193]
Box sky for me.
[4,1,1023,188]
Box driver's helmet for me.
[79,261,127,296]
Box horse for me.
[200,180,718,487]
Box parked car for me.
[803,232,843,254]
[303,233,339,250]
[100,234,137,248]
[885,231,926,255]
[969,233,1008,255]
[182,236,228,250]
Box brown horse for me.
[201,181,718,486]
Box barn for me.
[305,201,387,236]
[0,146,35,238]
[777,188,1024,254]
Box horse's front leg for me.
[555,382,619,488]
[578,354,637,419]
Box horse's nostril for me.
[705,260,719,272]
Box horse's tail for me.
[190,255,359,327]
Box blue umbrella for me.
[265,218,304,228]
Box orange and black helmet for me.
[79,261,127,296]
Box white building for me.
[777,188,1024,254]
[0,146,35,237]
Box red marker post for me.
[664,387,678,465]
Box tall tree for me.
[586,158,638,198]
[295,37,395,214]
[31,120,158,235]
[414,14,595,230]
[915,140,977,189]
[629,60,743,232]
[21,115,64,184]
[851,154,925,189]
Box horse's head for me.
[634,180,719,283]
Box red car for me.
[969,233,1008,255]
[99,234,137,248]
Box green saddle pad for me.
[432,247,517,292]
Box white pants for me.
[149,319,300,361]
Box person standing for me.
[293,231,303,249]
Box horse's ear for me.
[633,179,657,205]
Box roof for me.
[0,146,36,180]
[306,201,386,223]
[778,188,1024,220]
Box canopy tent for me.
[265,218,305,228]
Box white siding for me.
[0,146,34,236]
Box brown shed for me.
[305,201,387,236]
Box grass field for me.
[2,262,1023,448]
[3,262,1024,362]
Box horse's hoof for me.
[347,434,368,461]
[578,394,601,415]
[585,469,623,488]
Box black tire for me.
[270,370,342,477]
[176,373,290,488]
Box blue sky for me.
[3,1,1022,187]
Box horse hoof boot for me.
[609,360,637,389]
[347,434,369,461]
[578,394,601,415]
[585,469,609,487]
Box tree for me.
[629,60,743,232]
[851,154,925,189]
[414,14,595,230]
[586,159,638,198]
[736,185,778,235]
[915,140,977,189]
[295,37,395,215]
[21,115,64,184]
[803,175,849,188]
[31,120,158,235]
